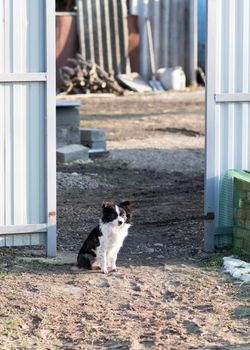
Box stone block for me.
[56,144,89,164]
[57,108,80,127]
[56,127,68,148]
[67,127,80,144]
[80,128,106,142]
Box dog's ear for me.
[119,200,131,208]
[102,201,113,209]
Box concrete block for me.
[57,108,80,127]
[82,140,107,150]
[56,144,89,164]
[56,126,80,148]
[56,127,68,148]
[80,128,106,142]
[67,127,81,144]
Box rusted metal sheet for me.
[56,13,79,85]
[128,14,140,72]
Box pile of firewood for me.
[59,54,124,95]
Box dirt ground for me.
[1,89,250,350]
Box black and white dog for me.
[77,201,131,273]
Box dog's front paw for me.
[111,268,117,272]
[101,268,109,274]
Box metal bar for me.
[242,0,250,168]
[146,19,156,75]
[45,0,56,257]
[121,0,130,73]
[205,0,217,252]
[0,73,47,82]
[152,0,160,70]
[162,0,170,68]
[95,0,104,69]
[188,0,198,85]
[215,93,250,103]
[86,0,95,62]
[0,224,47,234]
[104,0,113,73]
[76,0,86,60]
[112,0,121,73]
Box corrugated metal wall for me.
[205,0,250,250]
[130,0,197,84]
[76,0,130,75]
[0,0,56,255]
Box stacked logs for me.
[59,54,124,95]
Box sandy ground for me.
[0,89,250,350]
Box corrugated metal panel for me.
[0,0,56,255]
[130,0,197,84]
[205,0,250,250]
[1,83,45,226]
[76,0,130,75]
[0,0,45,73]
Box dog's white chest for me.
[99,222,130,251]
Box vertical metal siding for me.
[0,0,45,73]
[76,0,130,75]
[130,0,197,84]
[205,0,250,250]
[0,0,56,255]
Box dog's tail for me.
[77,252,93,270]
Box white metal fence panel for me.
[0,83,46,226]
[0,0,45,73]
[0,0,56,256]
[205,0,250,250]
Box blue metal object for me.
[198,0,206,71]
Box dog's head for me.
[101,201,132,227]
